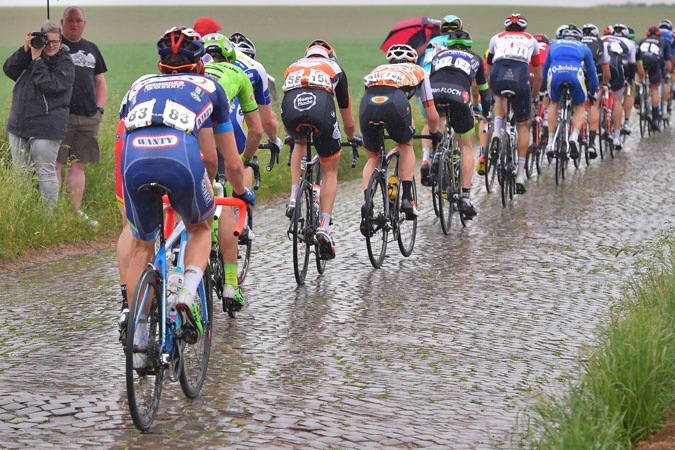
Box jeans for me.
[9,133,60,206]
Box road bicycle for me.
[526,97,546,178]
[209,142,280,318]
[637,79,653,138]
[286,125,360,285]
[598,85,615,160]
[550,84,577,185]
[489,90,518,207]
[361,121,420,268]
[125,185,246,431]
[428,104,470,235]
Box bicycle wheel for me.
[438,149,455,235]
[639,95,649,138]
[236,208,252,286]
[292,182,312,285]
[555,131,567,185]
[126,268,164,432]
[485,139,499,193]
[313,199,327,274]
[499,141,509,207]
[397,176,417,257]
[508,140,516,201]
[364,171,388,268]
[180,266,213,398]
[526,120,539,179]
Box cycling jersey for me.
[581,35,608,78]
[120,73,233,240]
[205,61,258,114]
[282,56,351,109]
[543,39,599,105]
[363,62,434,106]
[637,35,671,83]
[602,35,636,91]
[488,31,542,66]
[233,50,272,107]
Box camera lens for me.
[31,36,45,49]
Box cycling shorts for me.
[642,55,662,85]
[281,89,341,158]
[489,59,532,122]
[122,127,215,241]
[359,85,414,150]
[548,66,587,105]
[429,72,474,135]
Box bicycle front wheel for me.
[292,182,311,285]
[180,266,213,399]
[397,176,417,257]
[237,208,252,286]
[126,268,164,432]
[438,149,455,235]
[364,171,388,268]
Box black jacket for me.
[3,45,75,140]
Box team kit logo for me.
[369,95,390,105]
[293,92,317,111]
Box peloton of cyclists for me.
[542,24,599,161]
[280,41,358,260]
[487,13,542,194]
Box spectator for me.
[3,20,75,207]
[57,6,107,226]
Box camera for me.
[30,32,48,49]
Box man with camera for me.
[3,20,75,207]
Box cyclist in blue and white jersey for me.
[658,19,674,117]
[542,25,599,160]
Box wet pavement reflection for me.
[0,127,674,449]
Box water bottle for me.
[166,267,184,317]
[388,175,399,200]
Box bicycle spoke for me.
[365,172,387,268]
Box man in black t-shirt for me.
[56,6,107,226]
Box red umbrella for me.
[380,16,442,54]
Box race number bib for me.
[162,99,196,133]
[124,99,155,131]
[433,56,472,76]
[282,69,304,92]
[307,68,332,90]
[640,42,660,55]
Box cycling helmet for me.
[534,33,549,44]
[504,13,528,31]
[230,32,256,59]
[202,33,236,62]
[446,30,472,48]
[441,15,463,34]
[627,26,636,40]
[306,39,337,61]
[555,24,569,39]
[386,44,417,64]
[612,23,629,38]
[582,23,599,37]
[305,44,330,59]
[561,27,582,41]
[647,26,661,37]
[659,19,673,31]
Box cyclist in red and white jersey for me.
[487,13,542,194]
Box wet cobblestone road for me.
[1,127,674,449]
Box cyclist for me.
[581,23,611,159]
[658,19,675,118]
[120,27,254,366]
[427,31,491,218]
[419,14,463,185]
[281,42,357,260]
[622,24,639,136]
[203,33,262,312]
[487,13,542,194]
[602,24,639,150]
[636,26,672,131]
[543,25,599,161]
[530,32,551,158]
[359,44,442,228]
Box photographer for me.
[3,20,75,207]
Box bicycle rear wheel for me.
[126,268,164,432]
[397,176,417,257]
[526,120,539,179]
[237,208,252,285]
[438,149,455,235]
[292,182,312,285]
[364,171,388,268]
[180,266,213,398]
[314,199,327,274]
[555,132,567,185]
[499,144,509,207]
[485,139,499,193]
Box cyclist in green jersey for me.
[203,33,262,311]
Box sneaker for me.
[359,203,372,238]
[223,284,245,313]
[588,145,597,159]
[651,117,661,132]
[569,138,579,160]
[117,308,129,346]
[285,199,295,219]
[175,289,204,339]
[400,198,419,220]
[515,173,528,194]
[621,122,631,135]
[315,227,336,260]
[458,197,477,220]
[612,136,622,151]
[77,210,99,227]
[420,161,431,187]
[476,155,486,176]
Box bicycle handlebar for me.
[162,194,247,237]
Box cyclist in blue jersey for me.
[543,25,599,160]
[658,19,674,118]
[120,27,255,362]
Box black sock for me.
[121,285,128,310]
[401,181,413,201]
[589,131,596,146]
[462,188,470,198]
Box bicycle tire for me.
[438,149,455,235]
[126,268,164,432]
[508,140,516,201]
[364,171,387,268]
[179,266,213,399]
[499,139,509,207]
[397,176,417,257]
[236,208,252,286]
[485,139,499,194]
[313,195,327,274]
[526,119,539,179]
[639,94,648,138]
[292,182,312,285]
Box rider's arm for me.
[214,129,246,195]
[584,48,599,94]
[420,76,440,133]
[334,70,356,140]
[242,111,263,160]
[197,127,218,181]
[259,104,279,142]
